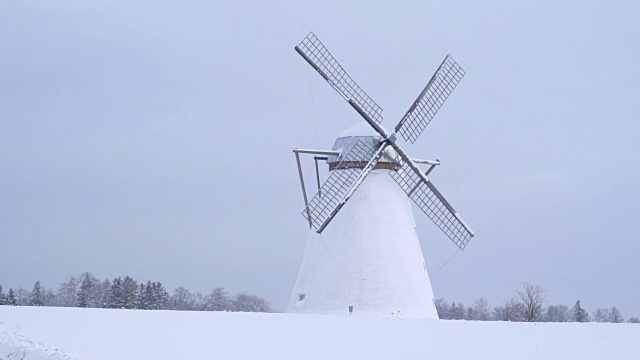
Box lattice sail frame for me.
[302,139,378,231]
[395,55,466,144]
[390,155,473,250]
[295,32,474,247]
[295,32,383,124]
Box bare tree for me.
[15,288,30,306]
[203,287,231,311]
[544,304,571,322]
[502,296,524,321]
[608,306,624,323]
[593,307,609,323]
[42,288,56,306]
[434,298,451,319]
[516,282,545,322]
[232,292,273,313]
[170,287,197,311]
[473,298,491,321]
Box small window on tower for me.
[295,293,306,308]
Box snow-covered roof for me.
[328,122,398,166]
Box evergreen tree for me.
[137,283,147,309]
[142,281,154,310]
[7,288,17,306]
[450,302,465,320]
[77,272,99,308]
[140,281,169,310]
[30,281,44,306]
[149,282,160,309]
[99,279,112,308]
[628,317,640,323]
[573,300,589,322]
[121,276,138,309]
[56,276,79,307]
[153,282,169,310]
[109,277,125,308]
[0,285,6,305]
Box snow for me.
[288,170,438,318]
[1,306,639,359]
[0,323,79,360]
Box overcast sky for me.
[1,1,639,316]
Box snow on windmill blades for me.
[289,32,476,318]
[394,55,466,144]
[390,154,474,250]
[295,32,384,124]
[289,32,475,317]
[301,139,382,231]
[293,32,474,247]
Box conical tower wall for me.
[287,169,438,318]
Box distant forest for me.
[1,277,638,323]
[435,282,639,323]
[0,272,272,313]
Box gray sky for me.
[1,1,639,316]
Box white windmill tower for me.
[288,33,474,318]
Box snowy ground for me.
[1,306,638,360]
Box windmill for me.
[288,32,474,318]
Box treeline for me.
[436,282,639,323]
[0,272,273,313]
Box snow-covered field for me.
[1,306,638,360]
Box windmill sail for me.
[290,32,476,319]
[302,139,386,232]
[395,55,465,144]
[295,32,473,247]
[295,32,383,124]
[390,154,474,250]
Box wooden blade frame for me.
[394,55,466,144]
[294,32,474,246]
[302,139,386,233]
[389,154,474,250]
[295,32,383,124]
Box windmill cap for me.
[328,122,399,171]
